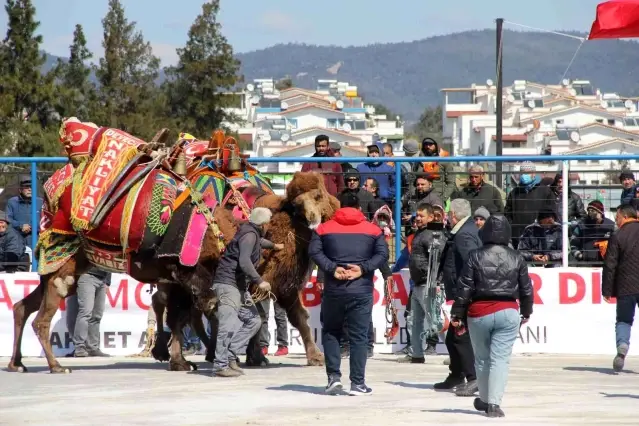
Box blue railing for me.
[5,153,639,271]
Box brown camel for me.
[6,171,337,373]
[149,172,340,368]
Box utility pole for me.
[495,18,504,188]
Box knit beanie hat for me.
[587,200,605,216]
[619,171,635,183]
[473,206,490,220]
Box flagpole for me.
[495,17,504,188]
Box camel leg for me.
[287,295,324,366]
[165,293,196,372]
[204,314,218,364]
[150,290,170,362]
[7,283,45,372]
[33,275,76,374]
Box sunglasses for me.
[346,178,359,182]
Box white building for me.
[441,78,639,184]
[222,78,405,172]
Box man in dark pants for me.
[602,204,639,372]
[258,299,290,356]
[439,198,482,395]
[66,267,111,357]
[310,192,388,395]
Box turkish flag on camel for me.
[588,0,639,39]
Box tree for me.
[275,77,293,91]
[94,0,161,138]
[411,106,443,140]
[0,0,59,157]
[164,0,242,137]
[54,24,96,120]
[370,103,396,120]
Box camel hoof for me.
[7,362,28,373]
[307,351,325,367]
[187,361,198,371]
[51,366,72,374]
[168,361,192,372]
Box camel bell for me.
[228,151,241,172]
[173,151,187,176]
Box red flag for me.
[588,0,639,40]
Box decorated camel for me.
[6,119,338,374]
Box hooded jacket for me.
[309,207,389,295]
[451,215,534,319]
[440,216,482,301]
[300,146,343,197]
[0,215,26,271]
[602,220,639,298]
[419,139,454,201]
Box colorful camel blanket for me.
[70,128,146,231]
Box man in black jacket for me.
[505,161,556,248]
[397,202,447,364]
[338,171,374,219]
[437,198,482,394]
[570,200,614,264]
[602,204,639,372]
[450,165,504,214]
[517,209,562,268]
[310,192,388,395]
[550,173,586,227]
[211,207,274,378]
[0,211,26,273]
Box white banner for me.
[0,268,635,357]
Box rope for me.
[245,288,277,306]
[559,39,587,84]
[503,20,586,41]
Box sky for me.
[0,0,606,66]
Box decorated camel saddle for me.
[37,119,273,275]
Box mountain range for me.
[43,29,639,122]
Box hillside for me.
[236,29,639,121]
[43,29,639,122]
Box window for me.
[577,160,587,164]
[595,119,604,123]
[259,98,281,108]
[287,118,298,129]
[509,142,522,148]
[555,119,564,125]
[608,119,616,126]
[511,91,524,100]
[573,84,595,96]
[344,120,367,130]
[606,100,625,108]
[327,118,344,129]
[524,99,544,108]
[592,180,600,185]
[624,118,639,127]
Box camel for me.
[6,121,337,374]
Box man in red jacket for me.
[309,192,388,396]
[301,135,344,197]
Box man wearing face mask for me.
[517,209,562,268]
[301,135,343,197]
[505,162,556,248]
[356,145,395,203]
[570,200,615,264]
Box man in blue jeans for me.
[602,204,639,372]
[310,192,388,395]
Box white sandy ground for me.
[0,353,637,426]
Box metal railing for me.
[3,154,639,271]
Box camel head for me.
[286,172,339,230]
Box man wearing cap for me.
[356,145,395,203]
[570,200,615,263]
[330,141,354,173]
[504,161,556,248]
[338,172,374,219]
[401,175,442,235]
[0,210,26,273]
[211,207,277,378]
[6,176,43,249]
[517,209,562,268]
[300,135,343,197]
[450,165,504,214]
[419,138,454,202]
